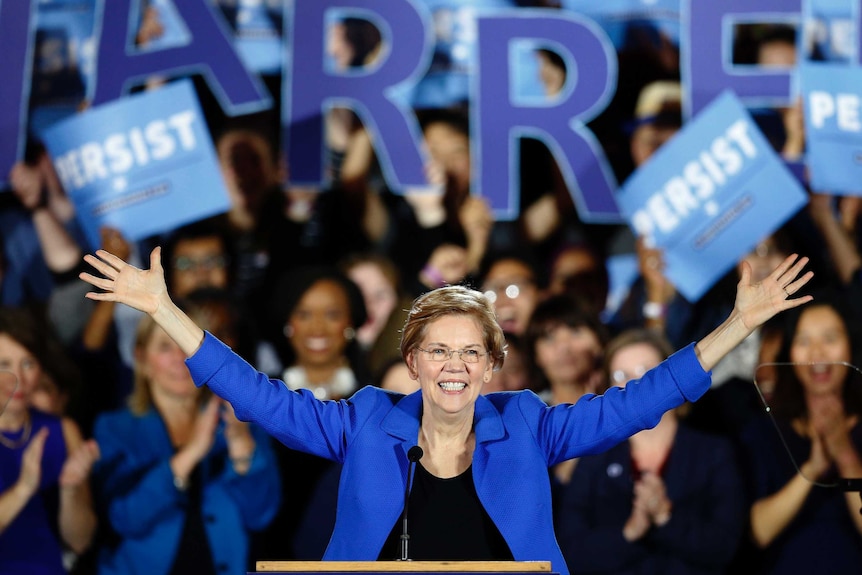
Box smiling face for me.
[481,259,538,336]
[288,279,353,370]
[0,334,41,417]
[534,324,603,389]
[407,315,493,419]
[790,305,852,397]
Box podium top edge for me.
[255,561,553,572]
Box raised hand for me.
[734,254,813,332]
[80,247,169,316]
[697,254,813,372]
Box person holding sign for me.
[78,246,812,575]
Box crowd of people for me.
[1,7,862,575]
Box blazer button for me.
[205,514,216,524]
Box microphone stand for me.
[400,446,423,561]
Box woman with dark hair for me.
[525,293,609,403]
[258,266,369,560]
[524,294,611,486]
[268,265,369,396]
[0,307,98,574]
[742,293,862,574]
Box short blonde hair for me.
[400,285,506,371]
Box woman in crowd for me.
[742,294,862,573]
[267,266,369,397]
[257,266,368,560]
[525,293,608,404]
[90,309,280,575]
[79,246,812,575]
[0,307,99,574]
[340,252,411,378]
[557,329,745,575]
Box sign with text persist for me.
[616,91,808,301]
[41,79,230,251]
[802,62,862,194]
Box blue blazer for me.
[92,405,281,575]
[187,332,712,575]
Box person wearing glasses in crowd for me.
[79,245,812,575]
[557,329,745,575]
[479,250,542,337]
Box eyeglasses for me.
[416,347,489,364]
[482,280,534,304]
[172,255,228,272]
[611,365,648,385]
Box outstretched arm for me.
[695,254,812,372]
[79,248,204,356]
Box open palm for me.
[735,254,813,331]
[79,247,169,315]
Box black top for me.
[169,466,217,575]
[378,463,514,562]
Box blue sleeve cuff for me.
[667,343,712,402]
[185,331,233,388]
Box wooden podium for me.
[255,561,554,575]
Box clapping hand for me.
[60,440,100,489]
[16,428,49,499]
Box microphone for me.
[400,445,424,561]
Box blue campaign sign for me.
[40,80,231,251]
[800,0,857,63]
[560,0,681,49]
[801,62,862,194]
[616,91,808,301]
[213,0,284,75]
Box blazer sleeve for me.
[186,332,382,462]
[525,344,711,465]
